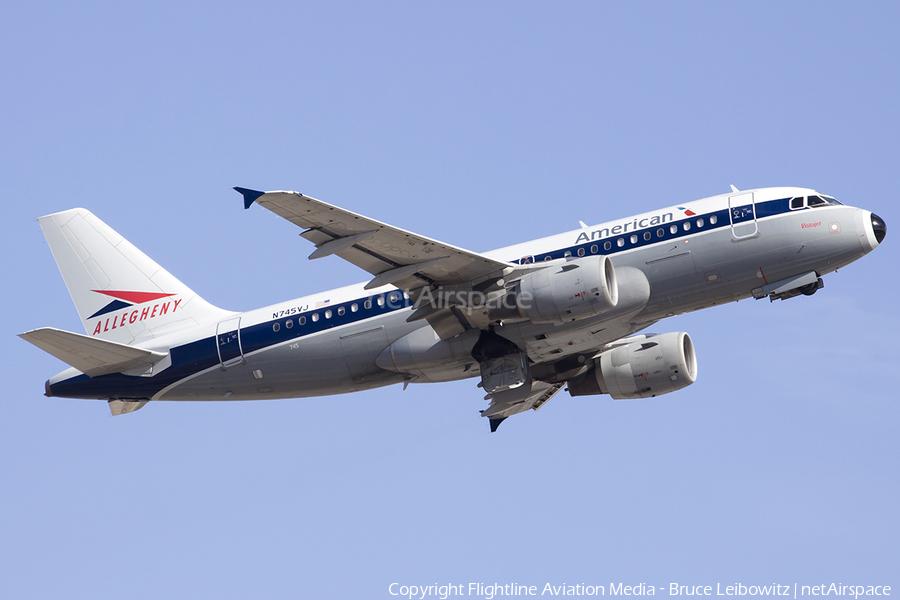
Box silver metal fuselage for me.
[46,187,882,403]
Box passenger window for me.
[617,238,625,247]
[564,250,572,257]
[351,303,358,313]
[364,300,372,309]
[643,231,651,241]
[337,307,345,316]
[630,234,638,244]
[544,255,553,261]
[577,247,585,257]
[285,319,293,329]
[790,197,804,209]
[312,313,319,322]
[604,241,612,251]
[299,316,306,325]
[273,322,280,332]
[389,292,399,303]
[657,228,665,237]
[670,224,678,234]
[710,215,718,225]
[683,222,691,231]
[377,297,385,307]
[325,309,332,319]
[590,244,598,254]
[697,218,704,228]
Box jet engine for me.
[488,255,618,325]
[567,332,697,399]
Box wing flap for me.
[19,327,167,377]
[481,381,565,431]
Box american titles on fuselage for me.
[574,210,675,244]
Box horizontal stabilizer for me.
[19,327,167,377]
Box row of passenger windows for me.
[271,292,407,332]
[552,215,718,259]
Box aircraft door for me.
[216,317,243,368]
[729,192,759,240]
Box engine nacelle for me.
[489,255,618,325]
[568,332,697,399]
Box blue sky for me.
[2,2,898,598]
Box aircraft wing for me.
[480,381,565,432]
[237,188,516,292]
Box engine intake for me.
[568,332,697,399]
[489,255,618,325]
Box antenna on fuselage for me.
[730,185,739,193]
[579,220,588,228]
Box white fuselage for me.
[45,186,883,404]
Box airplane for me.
[19,186,886,431]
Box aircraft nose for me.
[871,213,887,245]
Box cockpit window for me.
[807,195,827,207]
[791,194,842,209]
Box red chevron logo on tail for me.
[92,290,175,303]
[88,290,177,320]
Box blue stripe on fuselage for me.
[48,293,415,400]
[50,197,801,400]
[516,197,794,265]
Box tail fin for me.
[38,208,233,345]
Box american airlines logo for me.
[575,210,675,244]
[88,290,183,336]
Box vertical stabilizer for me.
[38,208,233,345]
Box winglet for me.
[489,416,507,432]
[234,187,266,209]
